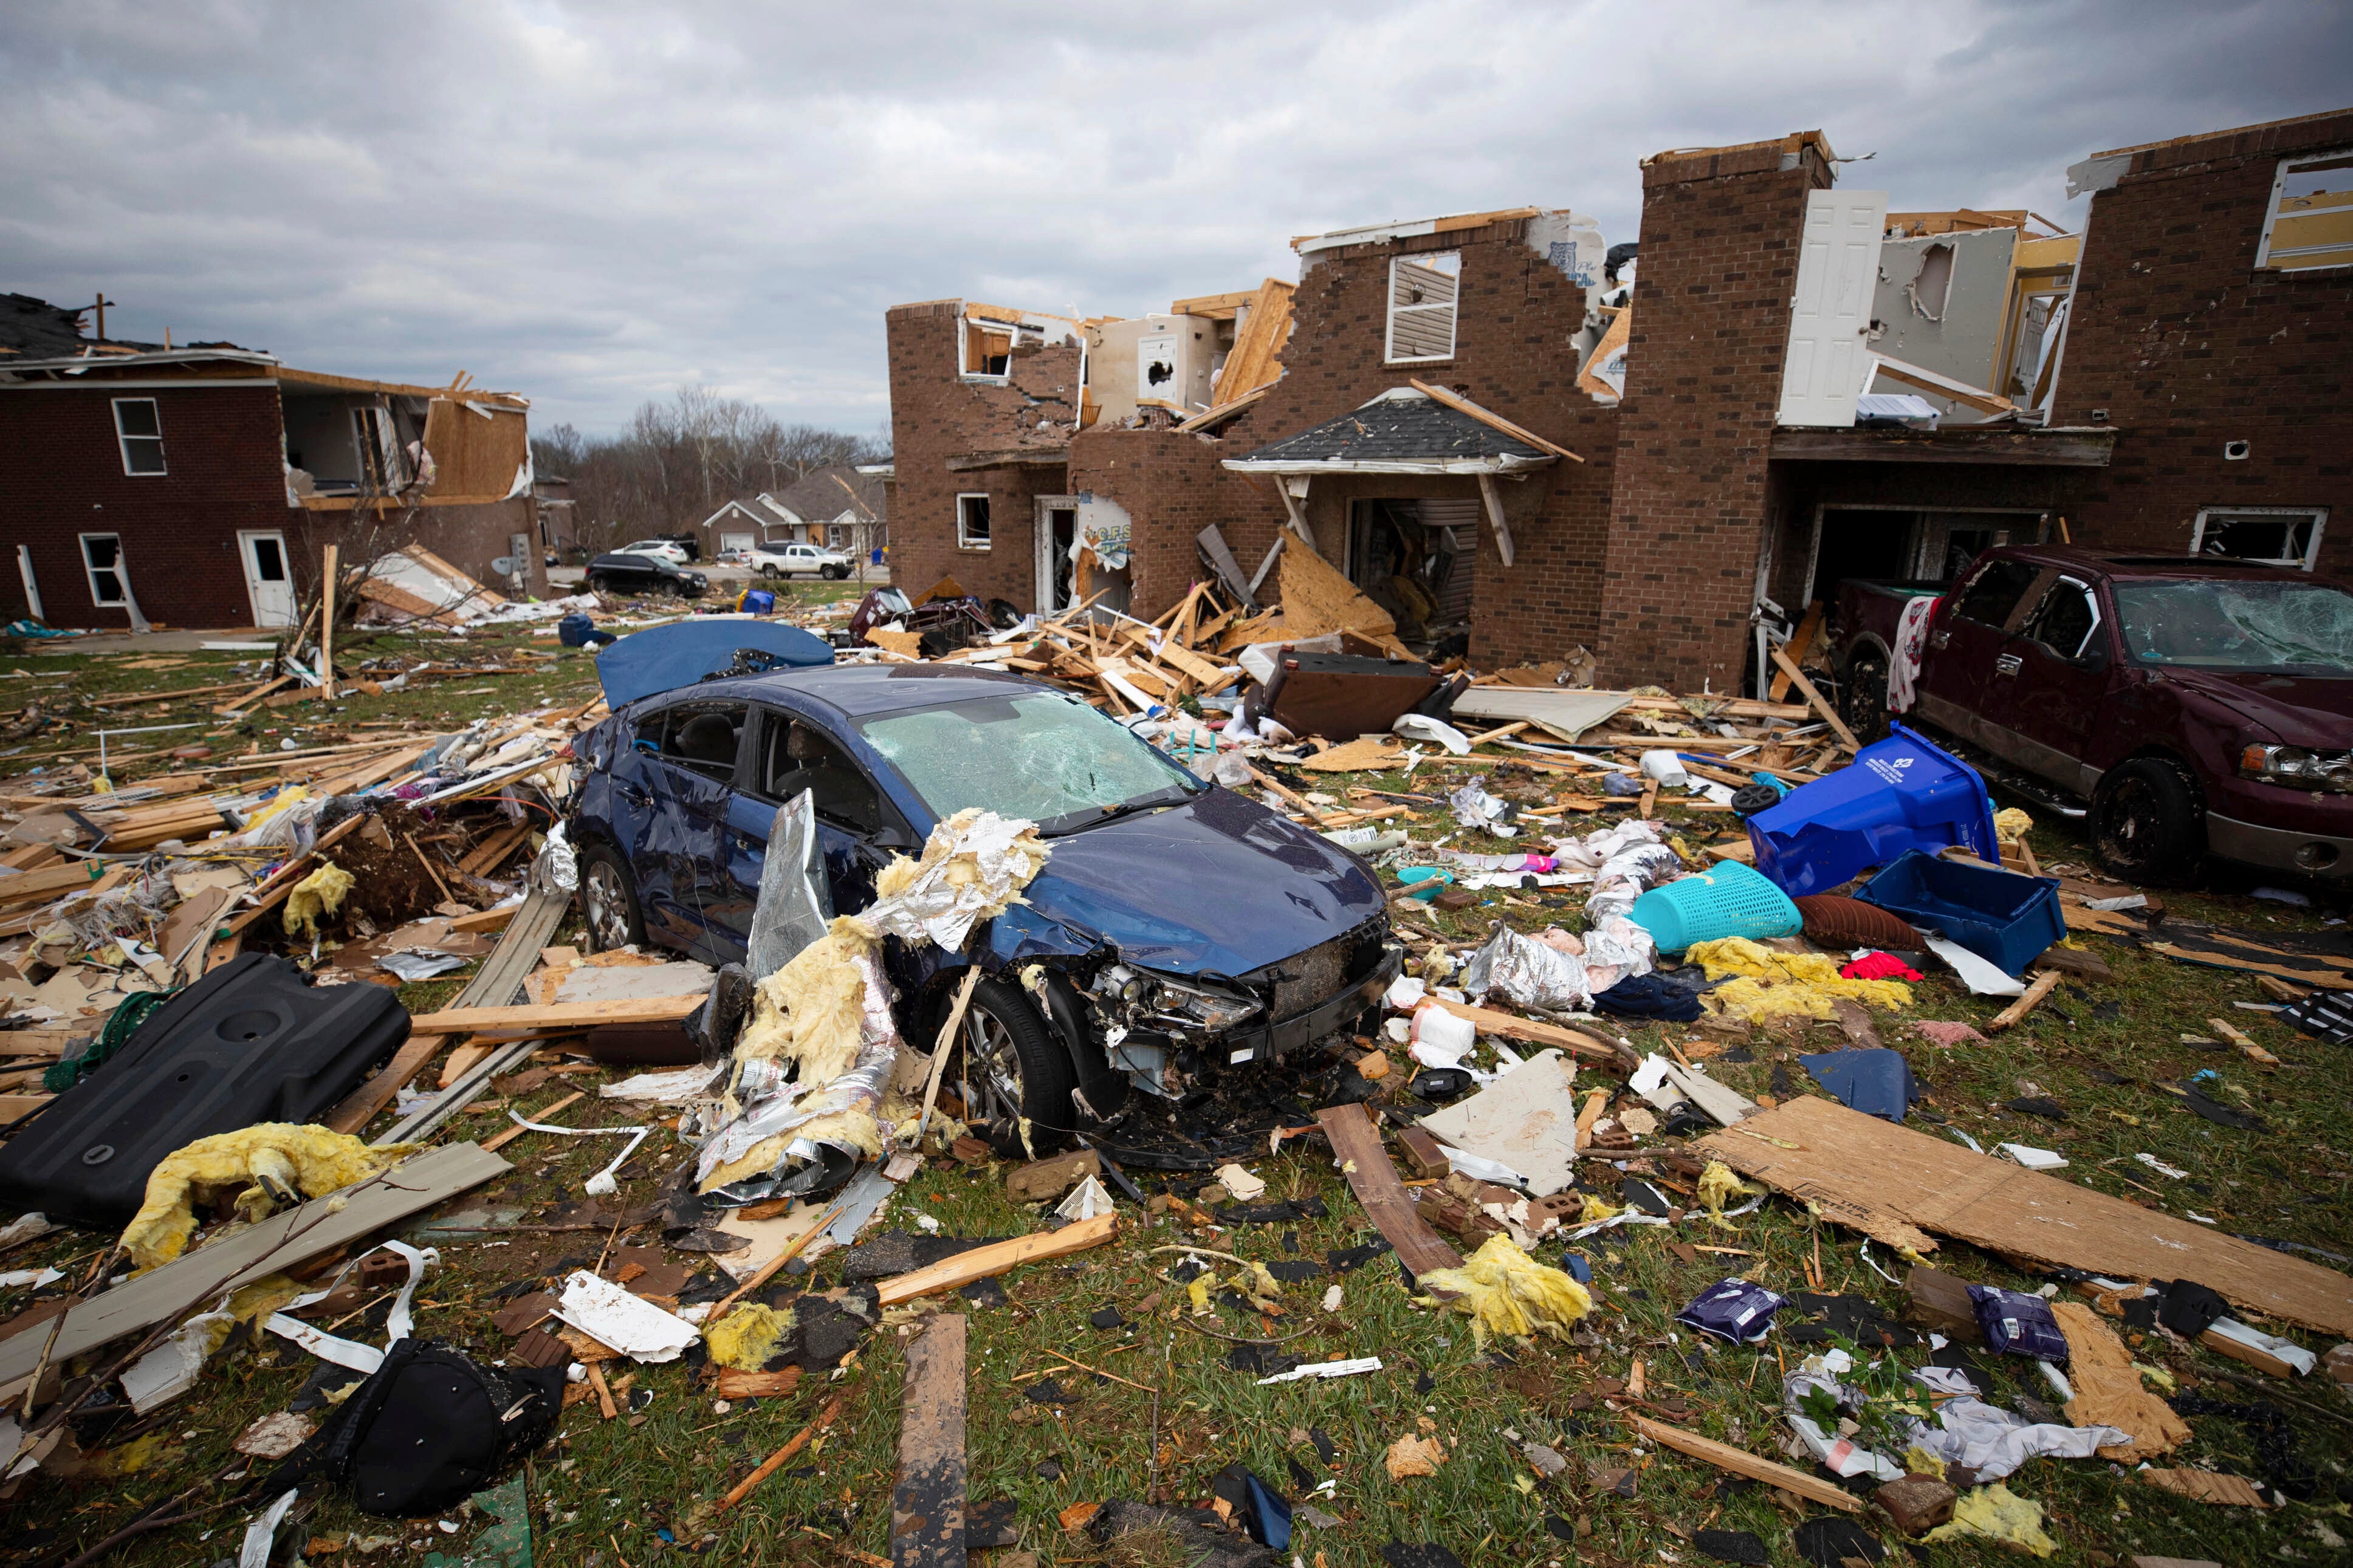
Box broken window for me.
[957,493,992,550]
[650,704,746,783]
[856,692,1198,831]
[2024,578,2101,660]
[2114,579,2353,674]
[2256,149,2353,273]
[1386,251,1460,363]
[80,533,127,606]
[2192,507,2326,570]
[1951,559,2042,626]
[755,712,882,833]
[111,398,165,476]
[960,315,1020,378]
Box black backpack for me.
[270,1339,567,1516]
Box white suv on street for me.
[751,541,854,580]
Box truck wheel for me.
[760,564,778,579]
[2090,757,2205,886]
[824,564,847,580]
[579,846,647,951]
[952,976,1076,1158]
[1841,654,1893,745]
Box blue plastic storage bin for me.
[741,587,777,615]
[1629,860,1802,953]
[1857,850,2063,976]
[1747,724,1999,897]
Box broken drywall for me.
[1869,228,2016,420]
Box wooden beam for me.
[405,995,705,1035]
[1476,472,1516,568]
[1409,378,1583,462]
[1768,647,1860,750]
[890,1315,967,1568]
[319,543,338,702]
[1421,997,1622,1062]
[1315,1101,1462,1277]
[1987,970,2061,1033]
[876,1213,1118,1307]
[1770,603,1823,702]
[324,1035,449,1136]
[1627,1415,1861,1512]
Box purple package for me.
[1967,1284,2070,1360]
[1675,1278,1788,1344]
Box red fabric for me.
[1841,951,1924,982]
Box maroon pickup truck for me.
[1830,546,2353,886]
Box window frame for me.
[111,398,166,476]
[1384,250,1462,365]
[651,700,749,785]
[1951,558,2044,628]
[2190,505,2327,571]
[958,313,1024,382]
[79,532,128,607]
[955,492,993,552]
[749,707,896,837]
[2024,575,2104,662]
[2254,148,2353,274]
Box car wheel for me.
[2090,756,2205,886]
[1841,654,1893,746]
[951,977,1076,1157]
[824,564,847,580]
[760,564,778,579]
[586,575,608,594]
[579,846,647,952]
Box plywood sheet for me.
[1692,1095,2353,1338]
[1448,687,1631,739]
[1272,544,1396,640]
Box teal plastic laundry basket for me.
[1629,861,1802,954]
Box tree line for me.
[529,386,888,551]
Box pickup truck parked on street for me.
[751,541,854,580]
[1830,546,2353,886]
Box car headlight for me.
[2240,744,2353,793]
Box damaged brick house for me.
[1,297,546,631]
[896,105,2351,692]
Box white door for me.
[1778,189,1888,427]
[238,530,295,626]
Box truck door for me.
[1983,575,2109,793]
[1914,558,2055,753]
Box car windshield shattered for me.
[2113,579,2353,675]
[855,691,1204,834]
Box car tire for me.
[760,564,778,579]
[2090,756,2205,886]
[579,845,648,953]
[823,564,847,580]
[950,976,1076,1157]
[1841,653,1893,746]
[586,574,608,594]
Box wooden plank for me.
[1769,647,1859,749]
[1987,970,2061,1032]
[1692,1096,2353,1338]
[1769,603,1823,702]
[459,821,534,878]
[890,1314,967,1568]
[876,1213,1118,1307]
[1407,378,1583,462]
[1314,1102,1461,1278]
[320,543,339,702]
[0,860,111,908]
[324,1035,448,1136]
[407,995,701,1035]
[1421,998,1621,1062]
[1627,1415,1861,1512]
[85,682,251,711]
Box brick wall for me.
[1595,136,1833,691]
[0,382,289,628]
[884,302,1081,604]
[1070,219,1619,663]
[2052,109,2353,577]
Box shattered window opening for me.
[111,397,165,476]
[78,532,126,606]
[2113,579,2353,675]
[648,702,746,783]
[1951,559,2042,627]
[957,493,992,550]
[2191,507,2326,571]
[2023,577,2100,661]
[2256,148,2353,273]
[1386,250,1461,363]
[855,692,1200,832]
[755,711,884,834]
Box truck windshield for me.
[855,691,1203,834]
[2112,579,2353,674]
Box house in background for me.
[766,464,888,558]
[1,295,546,629]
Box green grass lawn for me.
[2,651,2348,1566]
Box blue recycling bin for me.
[1747,724,1999,897]
[741,587,776,615]
[1860,850,2064,976]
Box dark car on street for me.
[1832,546,2353,885]
[586,552,710,598]
[563,664,1398,1154]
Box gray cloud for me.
[2,0,2342,433]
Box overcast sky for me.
[3,1,2344,438]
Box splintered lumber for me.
[1315,1102,1462,1277]
[405,995,704,1035]
[720,1391,847,1511]
[1768,647,1860,750]
[1627,1415,1860,1512]
[0,861,109,908]
[1985,970,2061,1033]
[324,1035,449,1135]
[890,1315,967,1567]
[1421,997,1621,1062]
[876,1213,1118,1307]
[1692,1096,2353,1337]
[1768,603,1823,702]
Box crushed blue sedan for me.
[563,631,1399,1160]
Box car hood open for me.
[596,620,834,708]
[1016,786,1386,976]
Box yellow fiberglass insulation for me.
[704,1301,796,1371]
[1686,936,1911,1024]
[282,861,356,939]
[1415,1234,1593,1348]
[735,917,881,1086]
[1924,1484,2058,1557]
[1993,806,2035,841]
[1696,1160,1762,1223]
[698,1106,888,1193]
[121,1124,419,1273]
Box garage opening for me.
[1805,507,2047,604]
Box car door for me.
[631,700,749,959]
[1982,575,2110,794]
[1914,557,2055,753]
[706,706,911,964]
